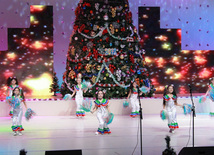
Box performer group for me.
[5,75,214,136]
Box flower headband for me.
[95,89,106,94]
[165,84,174,88]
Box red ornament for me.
[73,25,78,31]
[84,29,89,33]
[82,46,87,52]
[129,55,134,63]
[79,24,85,32]
[106,37,110,42]
[103,29,108,35]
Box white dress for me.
[208,84,214,116]
[6,85,20,116]
[94,99,111,134]
[130,88,140,117]
[74,84,85,116]
[163,95,179,129]
[11,95,24,132]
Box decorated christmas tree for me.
[50,72,60,96]
[64,0,154,98]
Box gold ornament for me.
[115,29,118,32]
[111,7,116,18]
[110,24,115,34]
[121,65,127,70]
[104,77,106,80]
[96,65,101,70]
[69,70,76,79]
[91,75,97,83]
[70,46,75,56]
[85,64,92,72]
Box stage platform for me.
[1,114,214,155]
[0,96,211,117]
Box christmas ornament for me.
[96,65,101,70]
[91,75,97,83]
[111,7,116,18]
[120,54,124,59]
[109,24,115,34]
[95,3,99,10]
[104,14,108,20]
[85,64,92,72]
[69,70,76,79]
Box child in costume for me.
[163,84,182,133]
[204,77,214,116]
[91,90,111,135]
[6,77,20,117]
[127,81,142,117]
[8,87,27,136]
[70,74,87,117]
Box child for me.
[6,77,20,117]
[70,74,87,117]
[204,77,214,116]
[127,81,142,117]
[163,84,182,133]
[9,87,27,136]
[91,90,111,135]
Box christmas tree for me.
[64,0,154,98]
[50,72,60,96]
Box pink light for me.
[194,55,207,65]
[199,68,212,78]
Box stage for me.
[0,114,214,155]
[0,96,211,117]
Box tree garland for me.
[64,61,133,90]
[78,22,135,41]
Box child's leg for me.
[167,110,173,129]
[75,100,81,116]
[17,109,24,132]
[11,116,19,132]
[171,108,178,129]
[130,98,136,117]
[96,112,104,134]
[135,99,140,115]
[209,99,214,116]
[104,123,111,134]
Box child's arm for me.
[23,100,27,109]
[175,100,183,107]
[70,89,76,98]
[91,105,98,114]
[205,87,211,96]
[6,88,9,97]
[83,88,88,93]
[127,90,131,100]
[106,105,111,113]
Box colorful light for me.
[30,5,46,12]
[165,68,174,75]
[6,52,17,60]
[22,73,53,96]
[155,57,166,68]
[199,68,212,78]
[162,42,171,50]
[194,55,207,65]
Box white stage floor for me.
[0,114,214,155]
